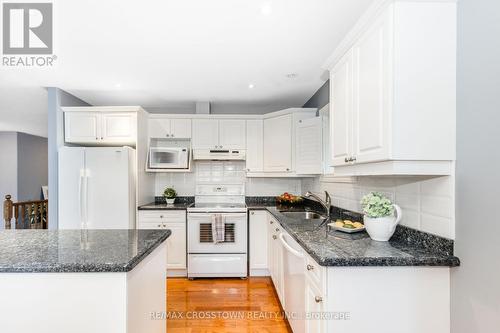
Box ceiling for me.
[0,0,374,137]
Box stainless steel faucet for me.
[304,191,331,218]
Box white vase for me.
[166,198,175,204]
[364,204,402,241]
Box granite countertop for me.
[138,202,193,210]
[0,229,171,273]
[266,207,460,267]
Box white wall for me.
[0,132,18,229]
[155,161,301,197]
[451,0,500,331]
[302,174,455,239]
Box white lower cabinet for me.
[138,210,186,275]
[249,210,268,276]
[304,276,325,333]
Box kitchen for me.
[0,0,498,333]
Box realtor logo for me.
[2,2,53,54]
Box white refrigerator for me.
[58,146,136,229]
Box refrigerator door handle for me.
[78,169,85,229]
[82,169,90,229]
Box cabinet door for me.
[64,112,100,144]
[219,120,246,149]
[264,114,292,172]
[170,119,192,139]
[192,119,219,149]
[267,217,275,278]
[352,13,391,163]
[305,277,326,333]
[149,118,171,138]
[245,120,264,172]
[165,222,187,269]
[330,51,353,166]
[249,211,268,274]
[296,117,323,174]
[101,113,136,144]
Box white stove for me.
[187,184,248,278]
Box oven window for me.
[152,151,178,164]
[199,223,235,243]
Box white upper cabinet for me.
[149,118,191,139]
[330,51,353,166]
[192,119,219,149]
[264,114,292,172]
[64,112,100,144]
[245,120,264,172]
[192,119,245,150]
[219,120,246,149]
[326,1,456,175]
[65,111,136,145]
[296,117,323,174]
[101,113,137,144]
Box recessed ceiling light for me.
[248,83,255,89]
[260,3,272,16]
[286,73,298,79]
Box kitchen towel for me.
[212,214,225,243]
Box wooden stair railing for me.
[3,195,48,229]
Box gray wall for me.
[47,88,90,229]
[451,0,500,332]
[303,80,329,109]
[17,133,48,201]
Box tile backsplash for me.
[155,161,302,197]
[302,174,455,239]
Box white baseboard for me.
[167,269,187,277]
[249,268,270,277]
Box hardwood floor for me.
[167,277,292,333]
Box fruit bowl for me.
[276,193,304,205]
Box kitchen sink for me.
[280,211,326,220]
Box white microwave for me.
[149,147,189,169]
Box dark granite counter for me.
[266,207,459,267]
[138,196,194,210]
[0,229,171,273]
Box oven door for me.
[188,213,247,253]
[149,147,188,169]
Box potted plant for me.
[361,192,402,241]
[163,187,177,204]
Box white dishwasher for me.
[279,231,306,333]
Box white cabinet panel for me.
[264,114,292,172]
[64,112,100,144]
[352,13,390,163]
[148,119,171,138]
[296,117,323,174]
[170,119,192,138]
[219,120,246,149]
[330,51,353,166]
[249,210,268,275]
[245,120,264,172]
[305,276,325,333]
[165,223,187,269]
[101,113,136,144]
[192,119,219,149]
[138,210,186,270]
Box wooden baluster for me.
[21,204,26,229]
[3,195,13,229]
[14,204,19,229]
[33,203,39,229]
[45,201,48,229]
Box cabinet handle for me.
[166,134,170,137]
[160,215,164,218]
[315,296,323,303]
[351,156,357,162]
[251,212,254,215]
[157,224,161,228]
[286,168,290,171]
[272,235,277,240]
[270,221,274,224]
[96,137,98,140]
[307,264,314,271]
[275,228,280,232]
[171,134,174,137]
[247,169,250,172]
[345,157,349,163]
[101,137,103,140]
